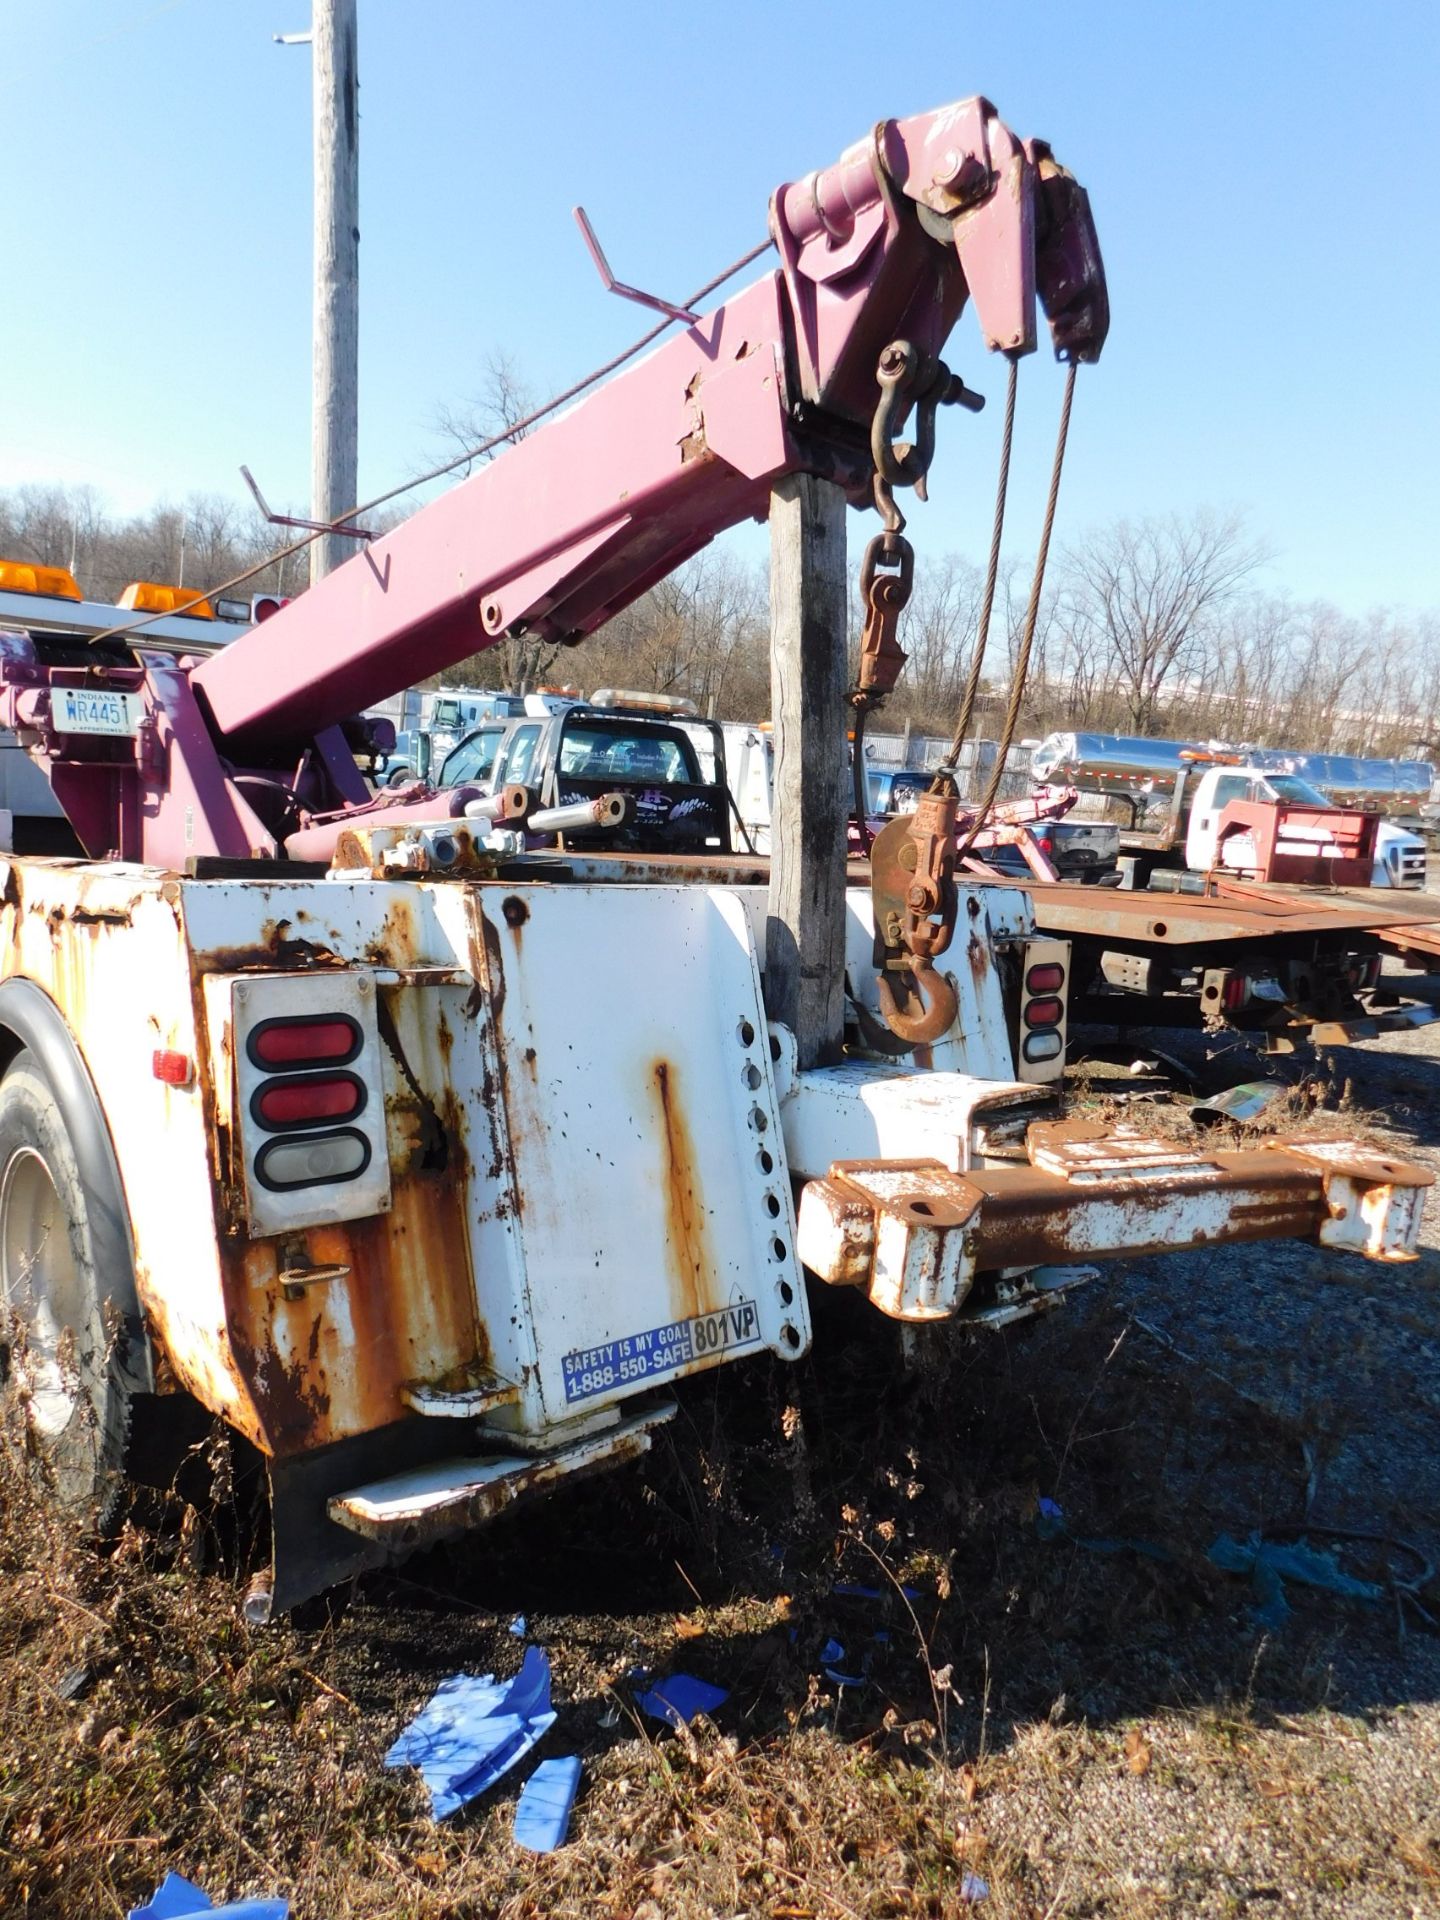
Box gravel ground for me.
[965,993,1440,1916]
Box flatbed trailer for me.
[1015,874,1440,1047]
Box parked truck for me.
[1032,732,1429,889]
[440,691,734,854]
[0,97,1428,1616]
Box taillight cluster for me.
[1017,943,1069,1083]
[1022,961,1065,1064]
[247,1015,372,1192]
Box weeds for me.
[2,1206,1437,1915]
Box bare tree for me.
[1059,511,1268,732]
[431,352,562,694]
[8,477,1440,765]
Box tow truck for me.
[0,96,1429,1613]
[449,690,735,854]
[1031,733,1428,891]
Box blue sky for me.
[3,0,1437,613]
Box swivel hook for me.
[875,958,959,1046]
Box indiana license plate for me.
[52,688,141,736]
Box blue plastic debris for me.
[961,1867,989,1902]
[833,1581,921,1602]
[819,1637,867,1688]
[1208,1533,1383,1630]
[513,1754,582,1852]
[508,1614,527,1637]
[1035,1503,1171,1561]
[635,1672,729,1726]
[126,1873,287,1920]
[385,1645,558,1819]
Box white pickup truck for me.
[1044,763,1428,892]
[1184,769,1425,888]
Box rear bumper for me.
[797,1124,1430,1322]
[1310,1002,1437,1045]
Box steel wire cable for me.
[956,360,1077,860]
[939,355,1019,778]
[86,237,775,650]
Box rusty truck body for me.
[0,97,1430,1612]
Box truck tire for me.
[0,1049,132,1528]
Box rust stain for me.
[652,1059,713,1323]
[501,893,527,959]
[474,909,506,1023]
[375,994,448,1173]
[199,960,488,1457]
[218,1157,486,1457]
[966,930,989,984]
[196,917,346,975]
[365,894,419,970]
[39,902,133,930]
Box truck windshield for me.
[1261,774,1331,807]
[438,725,503,788]
[558,721,700,784]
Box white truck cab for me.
[1186,767,1425,888]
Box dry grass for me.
[3,1044,1440,1918]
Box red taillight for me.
[1222,973,1249,1011]
[248,1015,361,1070]
[151,1048,194,1086]
[1034,834,1055,856]
[253,1073,364,1130]
[1024,996,1064,1029]
[1026,962,1065,995]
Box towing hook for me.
[876,958,960,1045]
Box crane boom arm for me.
[194,97,1105,747]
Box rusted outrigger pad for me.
[797,1122,1431,1322]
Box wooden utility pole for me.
[310,0,359,583]
[765,474,849,1068]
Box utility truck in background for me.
[1032,731,1429,890]
[0,97,1430,1616]
[1018,731,1440,1047]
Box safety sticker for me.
[561,1299,761,1404]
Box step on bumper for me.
[1308,1003,1437,1046]
[796,1123,1432,1322]
[328,1398,676,1547]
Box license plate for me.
[52,688,141,736]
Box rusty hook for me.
[876,958,959,1045]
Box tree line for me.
[3,479,1436,762]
